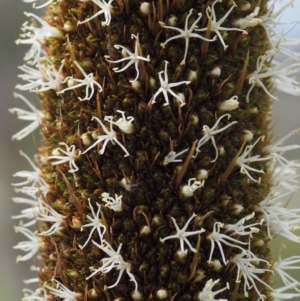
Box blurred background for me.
[0,1,299,300]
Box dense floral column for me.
[11,0,300,300]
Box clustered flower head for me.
[11,0,300,301]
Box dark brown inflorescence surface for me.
[15,0,284,300]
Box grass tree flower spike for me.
[11,0,300,300]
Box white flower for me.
[151,61,190,106]
[259,1,294,46]
[207,222,249,265]
[267,128,300,168]
[46,279,81,301]
[271,58,300,97]
[224,212,262,237]
[256,190,300,242]
[236,136,271,183]
[234,6,262,29]
[13,226,41,262]
[163,148,189,165]
[246,50,300,101]
[11,197,40,227]
[273,255,300,291]
[12,151,49,197]
[272,165,300,193]
[9,93,44,141]
[77,0,114,26]
[36,201,65,236]
[16,12,63,65]
[23,265,43,285]
[82,116,130,157]
[197,279,229,301]
[232,251,273,300]
[48,142,81,173]
[101,192,123,212]
[160,213,205,253]
[180,178,205,198]
[105,34,150,81]
[271,286,300,301]
[22,0,55,9]
[80,198,106,248]
[22,287,47,301]
[104,110,135,134]
[195,113,237,162]
[160,9,216,65]
[87,240,138,292]
[218,95,239,112]
[194,0,247,50]
[58,61,102,101]
[16,59,65,93]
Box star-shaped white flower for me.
[36,200,65,236]
[11,197,41,228]
[80,198,106,248]
[10,93,44,141]
[82,116,130,157]
[87,240,138,292]
[46,280,81,301]
[13,226,41,262]
[101,192,123,212]
[16,59,65,93]
[273,255,300,291]
[16,12,63,65]
[151,61,190,106]
[58,61,102,101]
[197,279,229,301]
[160,9,216,65]
[12,151,49,197]
[207,222,249,265]
[77,0,114,26]
[22,288,47,301]
[232,250,273,299]
[180,178,205,198]
[163,148,189,165]
[48,142,81,173]
[195,0,247,50]
[104,110,135,134]
[195,113,237,162]
[105,34,150,81]
[160,213,205,253]
[236,136,271,182]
